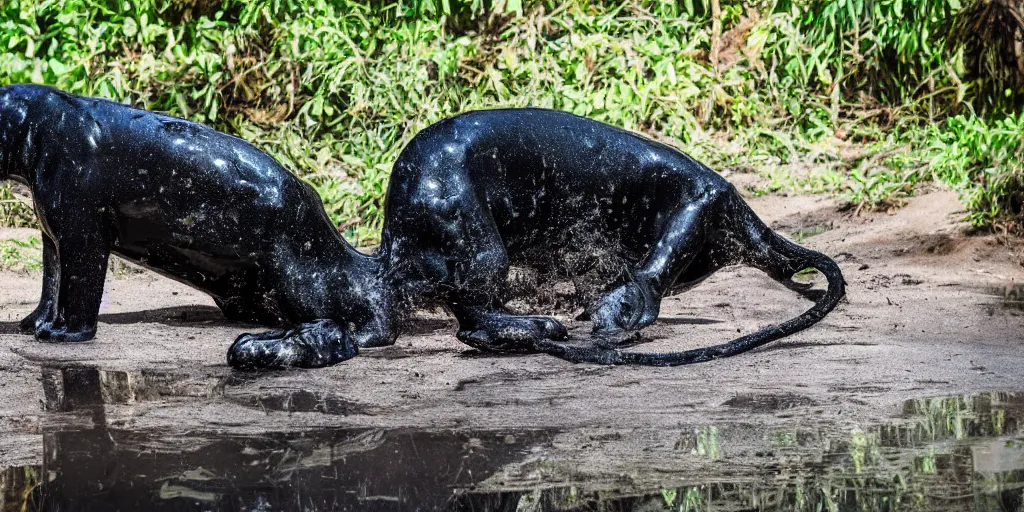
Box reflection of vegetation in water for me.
[849,429,882,473]
[0,466,41,512]
[679,487,705,512]
[6,389,1024,511]
[492,392,1024,512]
[899,391,1017,443]
[674,426,722,461]
[696,427,720,461]
[660,488,676,507]
[659,487,707,512]
[914,447,938,474]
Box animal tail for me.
[532,222,846,366]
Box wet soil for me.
[1,189,1023,511]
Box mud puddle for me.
[1,364,1023,511]
[4,365,559,510]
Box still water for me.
[1,365,1022,511]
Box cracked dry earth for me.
[0,189,1022,511]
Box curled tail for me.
[532,230,846,366]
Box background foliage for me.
[1,0,1022,243]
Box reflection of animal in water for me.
[32,365,555,510]
[240,108,846,367]
[0,84,387,367]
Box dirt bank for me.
[1,189,1022,510]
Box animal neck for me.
[325,232,389,291]
[333,234,377,269]
[322,235,403,330]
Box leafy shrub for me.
[0,0,1021,241]
[928,113,1024,230]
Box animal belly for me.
[494,198,656,313]
[112,236,258,299]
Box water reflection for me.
[230,389,373,416]
[472,392,1024,512]
[29,426,555,511]
[40,364,224,411]
[1,366,1023,511]
[6,365,557,511]
[989,283,1024,311]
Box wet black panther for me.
[1,84,844,369]
[0,84,389,367]
[241,108,846,367]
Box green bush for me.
[0,0,1022,240]
[928,113,1024,229]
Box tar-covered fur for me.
[2,85,844,369]
[369,109,845,365]
[0,85,392,368]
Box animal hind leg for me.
[408,179,567,351]
[591,198,710,334]
[446,230,569,352]
[452,303,569,352]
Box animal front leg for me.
[447,246,569,352]
[397,172,570,352]
[591,200,708,334]
[451,303,569,352]
[19,233,58,332]
[35,220,111,343]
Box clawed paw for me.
[228,319,359,371]
[590,282,658,334]
[34,321,96,343]
[457,315,568,352]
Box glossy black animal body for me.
[0,84,390,367]
[3,84,844,369]
[346,108,845,365]
[239,109,846,366]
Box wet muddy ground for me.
[1,190,1023,511]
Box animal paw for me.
[457,315,568,352]
[19,300,55,333]
[35,321,96,343]
[590,281,658,334]
[351,315,400,348]
[228,319,359,371]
